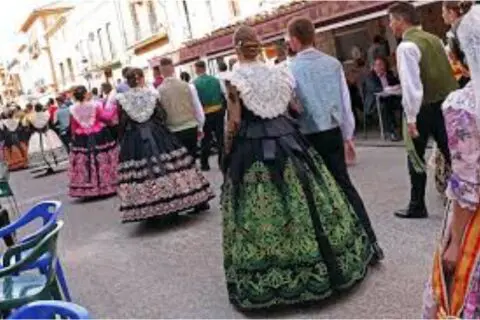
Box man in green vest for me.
[194,60,225,171]
[389,2,458,219]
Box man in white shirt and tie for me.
[388,2,458,219]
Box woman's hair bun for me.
[73,85,87,102]
[126,68,144,88]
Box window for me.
[59,62,66,86]
[147,0,159,34]
[106,23,116,60]
[182,0,193,39]
[88,32,95,64]
[77,40,85,59]
[129,2,141,41]
[334,28,369,62]
[229,0,240,17]
[67,58,75,82]
[206,0,214,26]
[97,28,106,62]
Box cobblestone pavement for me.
[8,146,443,319]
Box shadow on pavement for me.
[128,212,206,238]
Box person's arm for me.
[388,71,401,86]
[219,78,227,97]
[117,105,127,140]
[442,107,480,268]
[97,103,116,122]
[70,115,78,139]
[339,69,355,141]
[224,80,241,155]
[189,84,205,131]
[396,41,423,124]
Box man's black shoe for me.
[394,207,428,219]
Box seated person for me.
[346,58,369,127]
[363,57,402,141]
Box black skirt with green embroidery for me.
[221,107,374,310]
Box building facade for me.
[8,0,449,104]
[56,0,126,91]
[16,5,73,103]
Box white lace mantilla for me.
[31,111,50,129]
[4,119,19,132]
[457,5,480,128]
[70,102,97,128]
[229,62,295,119]
[116,88,159,123]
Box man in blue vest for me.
[288,17,383,262]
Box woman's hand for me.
[442,240,460,272]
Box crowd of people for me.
[0,1,478,317]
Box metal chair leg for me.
[376,96,385,140]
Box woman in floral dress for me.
[222,25,375,310]
[423,5,480,318]
[431,1,475,199]
[116,68,214,223]
[69,85,118,198]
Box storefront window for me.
[334,28,369,62]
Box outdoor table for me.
[374,87,402,140]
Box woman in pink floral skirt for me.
[69,85,118,198]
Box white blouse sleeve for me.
[396,41,423,124]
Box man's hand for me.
[344,139,356,166]
[407,122,419,138]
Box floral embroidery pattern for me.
[443,107,480,210]
[69,145,119,197]
[222,156,373,309]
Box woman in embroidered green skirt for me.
[221,25,376,310]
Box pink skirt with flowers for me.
[69,128,118,198]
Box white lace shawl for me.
[456,5,480,128]
[116,88,159,123]
[31,111,50,129]
[229,62,295,119]
[4,119,19,132]
[70,101,97,128]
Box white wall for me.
[55,0,126,90]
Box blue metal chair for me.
[7,301,90,319]
[0,201,71,301]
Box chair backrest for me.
[18,201,62,227]
[0,201,62,243]
[0,221,64,281]
[7,301,90,319]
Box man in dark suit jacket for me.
[363,57,402,141]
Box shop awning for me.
[176,0,394,64]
